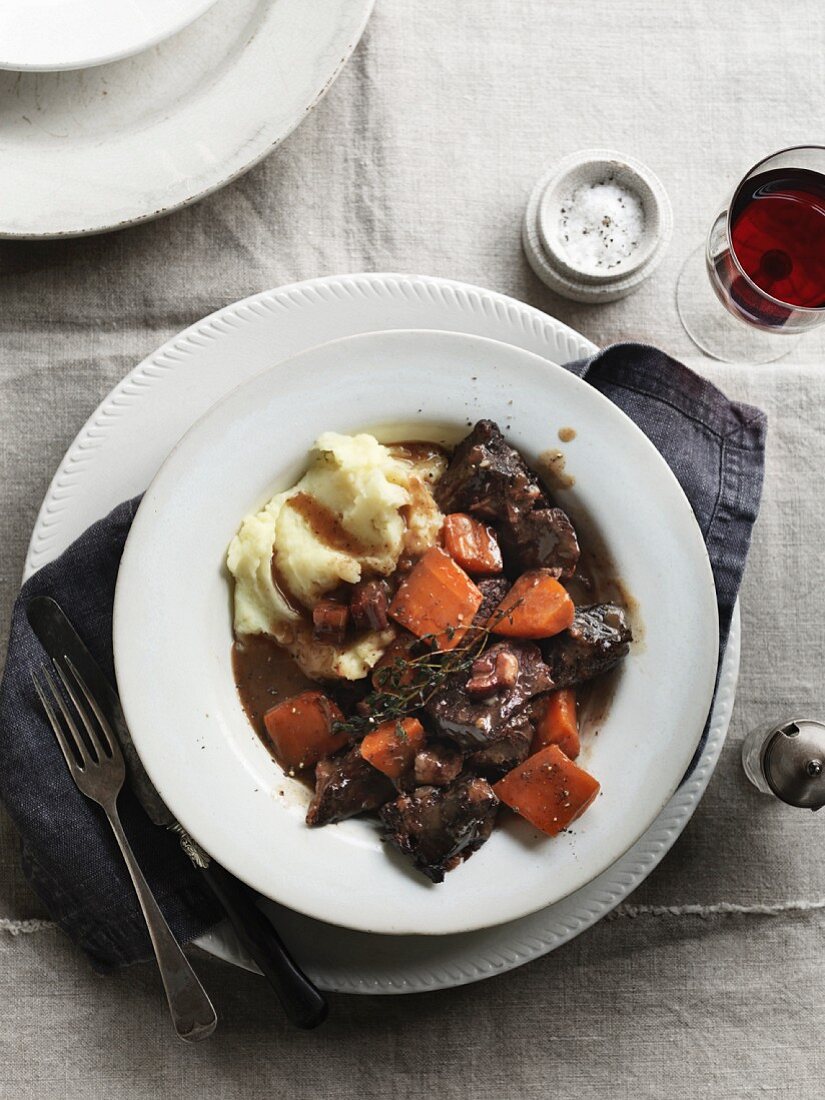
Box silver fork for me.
[32,658,217,1042]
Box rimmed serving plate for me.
[0,0,373,237]
[25,273,734,989]
[0,0,218,73]
[112,327,718,936]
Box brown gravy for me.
[286,492,369,557]
[389,441,450,467]
[537,448,576,491]
[270,558,303,618]
[232,633,316,740]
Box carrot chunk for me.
[494,743,599,836]
[263,691,346,772]
[442,513,503,576]
[360,717,426,780]
[389,546,483,651]
[533,689,580,759]
[489,569,575,639]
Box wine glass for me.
[677,146,825,363]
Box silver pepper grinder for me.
[742,718,825,810]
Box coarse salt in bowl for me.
[523,150,673,303]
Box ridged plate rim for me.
[23,272,735,992]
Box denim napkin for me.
[0,342,767,971]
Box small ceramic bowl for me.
[523,150,673,303]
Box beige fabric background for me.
[1,1,824,1096]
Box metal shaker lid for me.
[764,719,825,810]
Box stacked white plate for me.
[26,273,739,994]
[0,0,374,238]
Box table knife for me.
[26,596,327,1030]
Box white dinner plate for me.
[113,327,719,936]
[0,0,218,72]
[0,0,373,237]
[25,273,735,989]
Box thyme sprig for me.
[331,603,517,739]
[331,629,486,739]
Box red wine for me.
[711,167,825,331]
[730,167,825,309]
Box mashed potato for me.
[227,432,445,679]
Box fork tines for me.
[31,658,121,782]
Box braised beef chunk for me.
[499,506,580,579]
[350,579,390,632]
[312,598,349,645]
[465,709,535,780]
[426,640,552,748]
[435,420,544,520]
[435,420,580,578]
[473,576,511,625]
[413,743,463,787]
[541,603,632,688]
[306,746,395,827]
[331,676,373,717]
[380,776,499,882]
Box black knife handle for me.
[199,862,327,1029]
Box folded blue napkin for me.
[0,343,767,971]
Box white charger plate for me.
[24,274,738,989]
[0,0,218,72]
[113,328,719,935]
[0,0,373,237]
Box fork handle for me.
[199,861,327,1029]
[105,805,217,1042]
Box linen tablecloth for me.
[1,1,823,1096]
